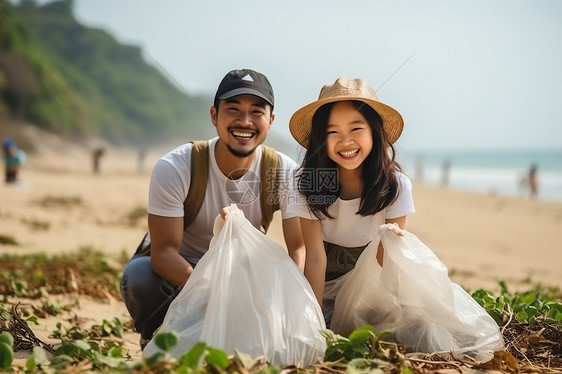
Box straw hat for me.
[289,77,404,148]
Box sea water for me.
[397,149,562,202]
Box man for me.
[121,69,305,348]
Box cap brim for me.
[219,88,274,107]
[289,97,403,148]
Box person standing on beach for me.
[120,69,305,349]
[528,163,538,197]
[518,163,539,198]
[2,137,26,183]
[92,147,104,174]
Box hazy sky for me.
[58,1,562,152]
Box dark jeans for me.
[120,255,181,339]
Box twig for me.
[501,304,515,336]
[513,344,535,369]
[9,302,55,354]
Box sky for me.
[46,0,562,153]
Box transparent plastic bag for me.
[143,205,326,367]
[330,224,504,361]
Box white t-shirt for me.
[148,137,298,266]
[287,172,415,248]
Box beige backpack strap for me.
[260,145,280,233]
[183,140,209,230]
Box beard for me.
[226,144,257,158]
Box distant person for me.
[120,69,305,349]
[137,147,147,173]
[2,137,26,183]
[92,147,105,174]
[527,163,539,197]
[519,163,539,197]
[441,158,451,187]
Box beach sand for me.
[1,134,561,365]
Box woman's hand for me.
[383,222,405,236]
[378,217,407,266]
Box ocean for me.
[397,149,562,203]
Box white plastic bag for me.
[330,224,504,361]
[143,205,326,367]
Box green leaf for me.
[352,344,369,355]
[143,351,166,368]
[548,302,562,312]
[524,306,538,319]
[25,346,48,371]
[256,366,281,374]
[401,366,416,374]
[546,307,558,320]
[515,311,529,323]
[205,347,229,370]
[499,280,509,294]
[180,341,207,369]
[107,346,127,358]
[0,310,13,323]
[348,358,376,373]
[25,356,38,371]
[349,326,373,345]
[0,342,14,370]
[31,346,48,364]
[26,316,39,325]
[103,320,113,335]
[74,339,91,352]
[488,309,503,326]
[93,351,124,368]
[520,292,537,305]
[154,331,179,352]
[49,354,75,370]
[0,332,14,348]
[54,342,78,356]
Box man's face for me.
[211,94,274,158]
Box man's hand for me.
[220,206,233,221]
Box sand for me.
[1,133,561,364]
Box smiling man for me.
[120,69,305,349]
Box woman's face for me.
[325,101,373,172]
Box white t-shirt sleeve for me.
[286,191,318,220]
[148,157,190,217]
[385,172,415,219]
[285,169,319,220]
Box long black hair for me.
[297,100,402,219]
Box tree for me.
[0,52,37,119]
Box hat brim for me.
[219,87,274,107]
[289,97,403,148]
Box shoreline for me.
[2,164,560,292]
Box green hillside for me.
[0,0,213,145]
